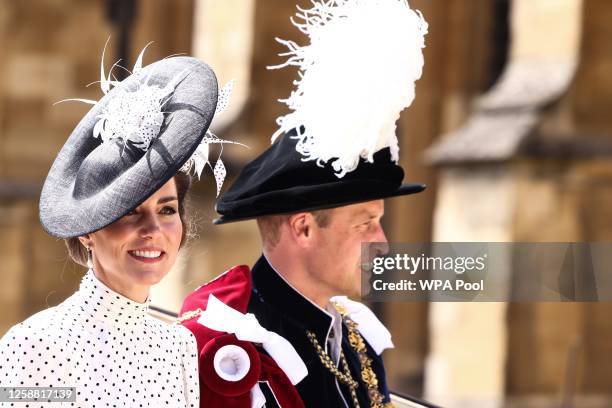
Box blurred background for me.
[1,0,611,407]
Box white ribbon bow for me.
[331,296,394,355]
[198,294,308,386]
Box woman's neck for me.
[92,266,149,303]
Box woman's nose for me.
[139,212,162,238]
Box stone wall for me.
[2,1,612,406]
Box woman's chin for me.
[124,259,172,286]
[131,268,169,286]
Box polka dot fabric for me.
[96,85,168,150]
[0,271,199,407]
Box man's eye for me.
[161,206,177,215]
[126,209,137,216]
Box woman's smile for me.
[127,247,166,263]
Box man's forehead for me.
[335,200,385,217]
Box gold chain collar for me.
[306,302,393,408]
[307,331,361,408]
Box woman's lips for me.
[127,249,165,263]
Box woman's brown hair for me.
[65,172,193,267]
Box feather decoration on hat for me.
[269,0,428,178]
[57,39,246,196]
[180,80,249,196]
[57,40,179,151]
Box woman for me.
[0,47,236,407]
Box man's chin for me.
[343,284,363,300]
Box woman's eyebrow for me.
[157,196,178,204]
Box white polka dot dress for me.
[0,271,199,407]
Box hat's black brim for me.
[213,182,425,225]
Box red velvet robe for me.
[180,265,305,408]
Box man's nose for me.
[371,224,389,256]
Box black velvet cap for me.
[39,57,218,238]
[214,130,425,224]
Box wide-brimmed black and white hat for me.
[40,44,238,238]
[215,0,429,224]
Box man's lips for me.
[127,248,166,263]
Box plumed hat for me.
[214,132,425,224]
[215,0,428,224]
[40,44,240,238]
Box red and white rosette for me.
[200,333,262,397]
[198,295,308,407]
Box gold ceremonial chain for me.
[175,308,204,324]
[332,302,394,408]
[306,331,361,408]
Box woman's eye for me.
[160,206,177,215]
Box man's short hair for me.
[257,209,332,250]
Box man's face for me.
[307,199,388,299]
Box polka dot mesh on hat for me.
[0,271,199,407]
[94,84,169,150]
[179,79,246,197]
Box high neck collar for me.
[76,270,151,329]
[251,255,334,342]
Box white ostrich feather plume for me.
[269,0,428,178]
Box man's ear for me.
[287,212,316,248]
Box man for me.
[180,135,429,408]
[181,0,432,406]
[210,132,427,407]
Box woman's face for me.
[81,178,183,299]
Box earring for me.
[85,245,94,269]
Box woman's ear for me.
[78,234,92,248]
